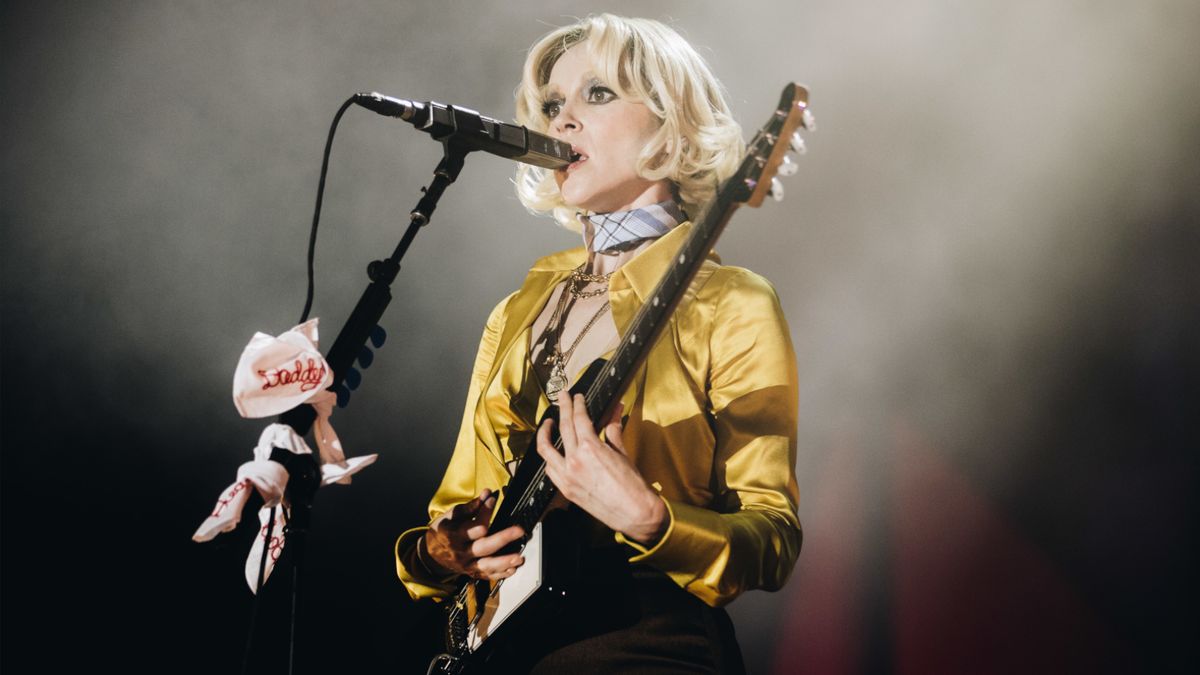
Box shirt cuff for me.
[614,494,674,557]
[613,497,732,592]
[395,526,458,601]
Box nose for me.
[553,100,581,135]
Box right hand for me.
[422,488,526,581]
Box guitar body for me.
[428,83,813,675]
[432,508,582,673]
[432,364,601,675]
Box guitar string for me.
[455,236,701,634]
[448,123,778,641]
[452,211,730,635]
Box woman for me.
[395,14,801,673]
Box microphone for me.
[353,92,578,169]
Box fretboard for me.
[490,178,749,536]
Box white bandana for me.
[582,200,686,253]
[194,318,378,592]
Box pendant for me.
[546,363,567,399]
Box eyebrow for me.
[539,74,604,100]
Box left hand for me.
[536,393,668,547]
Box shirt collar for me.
[527,221,719,301]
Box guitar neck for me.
[581,191,746,424]
[490,183,747,534]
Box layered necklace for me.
[540,262,614,399]
[535,199,686,399]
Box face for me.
[542,44,672,213]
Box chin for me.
[559,186,601,214]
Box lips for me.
[563,145,588,172]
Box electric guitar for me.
[429,82,814,675]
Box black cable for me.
[299,96,358,324]
[242,506,278,675]
[241,95,357,673]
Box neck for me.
[585,241,650,277]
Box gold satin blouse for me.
[394,223,802,608]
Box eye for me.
[586,85,616,104]
[541,98,563,119]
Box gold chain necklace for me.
[567,263,613,299]
[571,264,613,283]
[542,279,611,399]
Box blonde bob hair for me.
[514,14,744,230]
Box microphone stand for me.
[251,137,473,674]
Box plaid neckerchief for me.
[582,200,687,253]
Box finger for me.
[446,501,470,523]
[465,489,499,540]
[465,522,490,541]
[571,393,600,444]
[605,416,626,454]
[462,559,484,580]
[540,456,579,504]
[601,401,625,429]
[556,391,577,450]
[537,419,564,469]
[474,490,497,522]
[448,490,488,523]
[469,524,526,558]
[475,553,525,579]
[467,488,492,517]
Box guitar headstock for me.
[739,83,814,208]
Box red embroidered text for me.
[258,358,326,392]
[212,481,247,518]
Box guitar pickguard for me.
[466,519,546,650]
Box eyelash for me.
[540,99,563,118]
[541,85,616,119]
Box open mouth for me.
[564,147,588,171]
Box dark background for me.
[2,1,1197,673]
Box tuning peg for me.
[790,131,807,155]
[358,345,375,369]
[800,108,816,131]
[345,367,362,391]
[370,325,387,348]
[334,384,351,408]
[769,177,785,202]
[778,153,799,176]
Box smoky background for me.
[2,1,1197,673]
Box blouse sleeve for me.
[614,268,802,607]
[394,293,515,601]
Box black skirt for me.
[485,550,746,674]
